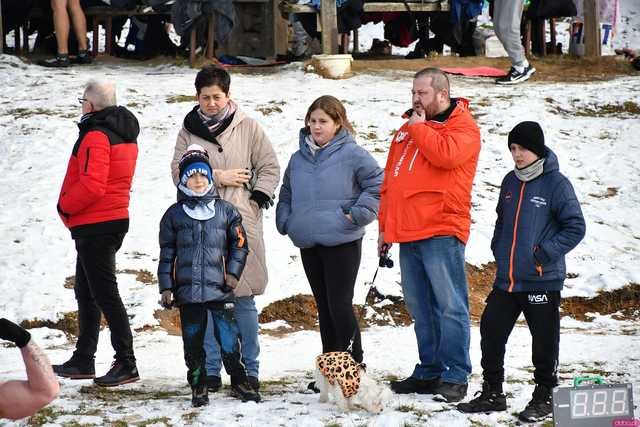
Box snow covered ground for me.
[1,4,640,422]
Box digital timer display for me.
[553,383,634,427]
[569,388,630,418]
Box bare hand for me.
[345,213,353,223]
[225,275,239,289]
[408,109,425,126]
[216,169,251,187]
[378,232,392,256]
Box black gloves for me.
[250,190,275,209]
[0,318,31,348]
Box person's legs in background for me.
[493,0,535,84]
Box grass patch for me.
[118,268,157,285]
[589,186,618,199]
[64,275,75,289]
[79,385,186,401]
[7,107,76,119]
[21,311,79,336]
[166,94,196,103]
[27,406,62,426]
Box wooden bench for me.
[283,0,449,54]
[84,6,216,66]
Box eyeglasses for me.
[77,97,88,105]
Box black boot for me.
[518,385,553,422]
[72,49,93,65]
[205,375,222,393]
[231,381,261,402]
[247,376,260,392]
[52,355,95,379]
[307,381,320,393]
[93,361,139,387]
[390,376,441,394]
[433,381,468,402]
[457,382,507,413]
[192,384,209,407]
[38,53,70,68]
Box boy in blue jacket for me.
[458,121,585,422]
[157,145,260,406]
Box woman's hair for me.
[195,65,231,95]
[304,95,355,135]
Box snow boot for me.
[191,384,209,407]
[231,381,261,402]
[457,382,507,413]
[52,355,95,379]
[518,384,553,422]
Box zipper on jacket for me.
[408,149,419,172]
[508,182,526,292]
[84,148,91,173]
[200,221,205,300]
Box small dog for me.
[314,352,393,413]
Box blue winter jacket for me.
[276,128,383,248]
[157,188,249,305]
[491,148,586,292]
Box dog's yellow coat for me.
[315,352,365,398]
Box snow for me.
[2,1,640,424]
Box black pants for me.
[73,232,136,365]
[480,288,560,388]
[300,239,363,362]
[180,302,246,387]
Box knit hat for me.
[179,144,213,186]
[508,121,546,158]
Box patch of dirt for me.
[259,294,318,333]
[117,269,157,285]
[466,262,496,321]
[20,311,81,336]
[350,54,637,83]
[589,187,619,199]
[166,94,196,104]
[562,283,640,321]
[256,100,286,116]
[63,276,75,289]
[153,309,182,336]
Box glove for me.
[250,190,275,209]
[225,274,239,289]
[160,290,173,309]
[0,318,31,348]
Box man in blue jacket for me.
[458,121,585,423]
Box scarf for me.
[178,183,216,220]
[514,158,545,182]
[305,134,331,157]
[197,99,237,135]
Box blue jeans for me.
[204,296,260,378]
[399,236,471,384]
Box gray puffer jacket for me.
[276,128,383,248]
[158,188,248,305]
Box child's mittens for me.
[160,290,174,309]
[225,274,239,289]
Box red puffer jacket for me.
[57,106,139,238]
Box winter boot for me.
[391,376,441,394]
[191,384,209,407]
[518,384,553,422]
[205,375,222,393]
[307,381,320,393]
[231,381,261,402]
[433,381,468,402]
[93,361,139,387]
[457,382,507,413]
[52,355,95,379]
[247,376,260,392]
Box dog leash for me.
[346,267,381,353]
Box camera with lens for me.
[379,243,394,268]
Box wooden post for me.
[352,29,359,54]
[206,14,214,59]
[106,16,113,55]
[92,18,99,55]
[0,0,3,52]
[550,18,556,54]
[190,27,197,67]
[320,0,338,54]
[583,0,601,57]
[14,24,21,55]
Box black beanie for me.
[508,121,546,158]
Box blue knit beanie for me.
[179,145,213,186]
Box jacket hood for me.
[298,127,355,161]
[541,147,559,175]
[177,185,219,208]
[80,106,140,139]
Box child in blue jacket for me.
[157,145,259,406]
[458,121,586,422]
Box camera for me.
[379,243,394,268]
